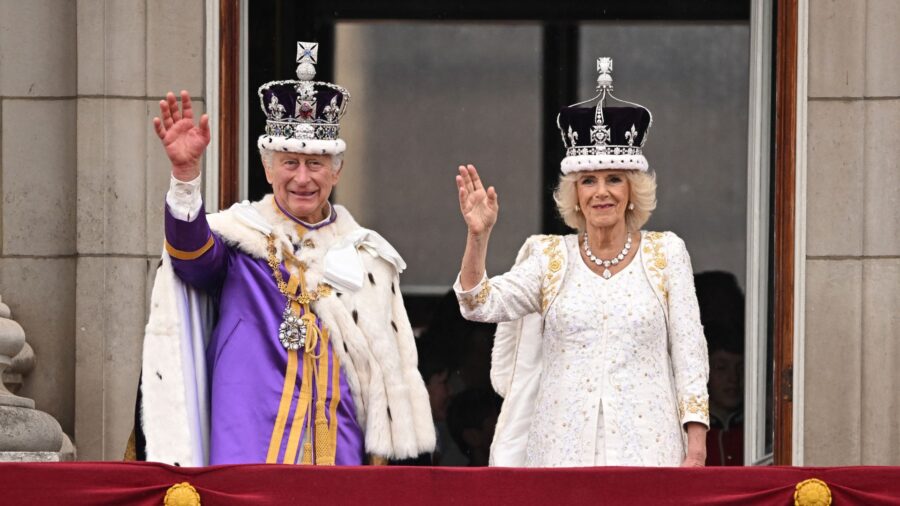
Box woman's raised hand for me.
[153,90,210,182]
[456,164,498,236]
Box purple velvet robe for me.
[165,205,365,465]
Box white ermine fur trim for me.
[144,195,434,460]
[141,254,197,466]
[257,136,346,155]
[560,154,648,174]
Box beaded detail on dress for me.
[524,238,683,466]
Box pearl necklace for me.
[583,231,632,279]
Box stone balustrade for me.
[0,295,73,461]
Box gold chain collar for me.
[265,235,332,303]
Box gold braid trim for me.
[323,344,342,464]
[540,236,564,313]
[264,235,339,465]
[266,263,305,463]
[165,234,215,261]
[313,329,331,464]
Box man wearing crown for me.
[131,42,435,466]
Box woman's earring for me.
[628,202,635,210]
[575,204,580,212]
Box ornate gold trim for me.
[164,482,201,506]
[642,231,668,303]
[540,236,564,313]
[794,478,831,506]
[678,395,710,420]
[461,279,491,311]
[316,283,333,298]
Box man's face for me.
[708,349,744,411]
[265,151,340,222]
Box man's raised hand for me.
[153,90,210,182]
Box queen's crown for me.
[557,57,653,173]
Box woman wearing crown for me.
[132,42,435,466]
[454,58,708,467]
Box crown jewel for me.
[557,57,653,174]
[256,42,350,155]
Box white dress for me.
[525,239,675,466]
[455,232,708,467]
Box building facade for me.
[0,0,897,464]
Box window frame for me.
[211,0,802,465]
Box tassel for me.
[301,441,313,464]
[302,312,321,356]
[314,332,331,465]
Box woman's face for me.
[576,170,631,230]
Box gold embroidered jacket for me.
[454,231,709,467]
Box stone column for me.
[0,0,78,448]
[74,0,206,460]
[804,0,900,465]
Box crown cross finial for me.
[296,42,319,81]
[596,57,613,91]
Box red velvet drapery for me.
[2,462,899,505]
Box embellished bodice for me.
[525,238,676,466]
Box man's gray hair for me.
[258,147,343,172]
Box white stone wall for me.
[0,0,207,461]
[804,0,900,465]
[73,0,206,461]
[0,0,78,448]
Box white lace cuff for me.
[166,174,203,222]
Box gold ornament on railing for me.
[164,482,201,506]
[794,478,831,506]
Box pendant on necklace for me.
[278,302,307,351]
[602,268,612,280]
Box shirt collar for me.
[273,198,337,231]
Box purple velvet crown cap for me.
[557,57,653,174]
[256,41,351,156]
[558,106,651,150]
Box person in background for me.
[704,321,744,466]
[447,388,503,467]
[391,338,452,465]
[416,289,497,466]
[694,271,746,466]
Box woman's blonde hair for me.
[553,170,657,232]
